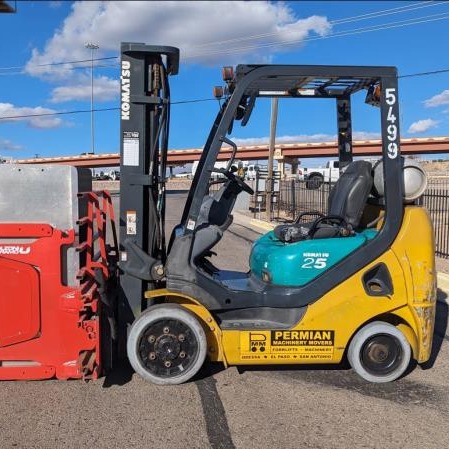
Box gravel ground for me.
[436,257,449,275]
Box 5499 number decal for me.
[385,88,398,159]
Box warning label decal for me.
[123,131,139,166]
[240,330,335,361]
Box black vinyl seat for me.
[274,161,373,243]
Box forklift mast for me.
[118,43,179,332]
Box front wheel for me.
[347,321,411,383]
[127,304,207,385]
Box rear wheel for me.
[127,304,207,385]
[348,321,411,383]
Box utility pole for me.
[85,42,99,155]
[266,97,278,221]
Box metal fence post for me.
[291,179,296,219]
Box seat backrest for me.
[328,161,373,228]
[273,161,373,243]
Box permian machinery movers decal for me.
[240,330,335,361]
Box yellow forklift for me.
[118,43,436,385]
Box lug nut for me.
[148,335,156,343]
[179,351,186,359]
[164,361,172,368]
[149,352,156,360]
[178,334,185,342]
[163,327,170,334]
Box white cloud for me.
[352,131,381,141]
[25,1,331,77]
[0,103,64,129]
[232,131,380,146]
[50,75,119,103]
[0,139,22,151]
[407,118,439,134]
[24,2,331,105]
[424,89,449,108]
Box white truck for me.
[301,160,340,189]
[245,164,266,180]
[191,160,259,179]
[191,160,232,179]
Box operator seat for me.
[274,160,373,242]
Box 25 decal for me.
[301,257,328,269]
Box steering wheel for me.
[308,215,350,238]
[213,168,254,194]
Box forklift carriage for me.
[0,166,118,380]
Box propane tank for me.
[372,157,427,203]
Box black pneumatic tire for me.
[127,304,207,385]
[348,321,411,383]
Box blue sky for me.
[1,0,449,165]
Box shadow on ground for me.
[102,359,134,388]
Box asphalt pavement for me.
[1,191,448,449]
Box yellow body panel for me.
[145,206,436,367]
[389,206,437,362]
[222,248,409,365]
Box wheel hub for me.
[368,342,388,362]
[361,334,403,376]
[138,319,199,378]
[155,334,181,360]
